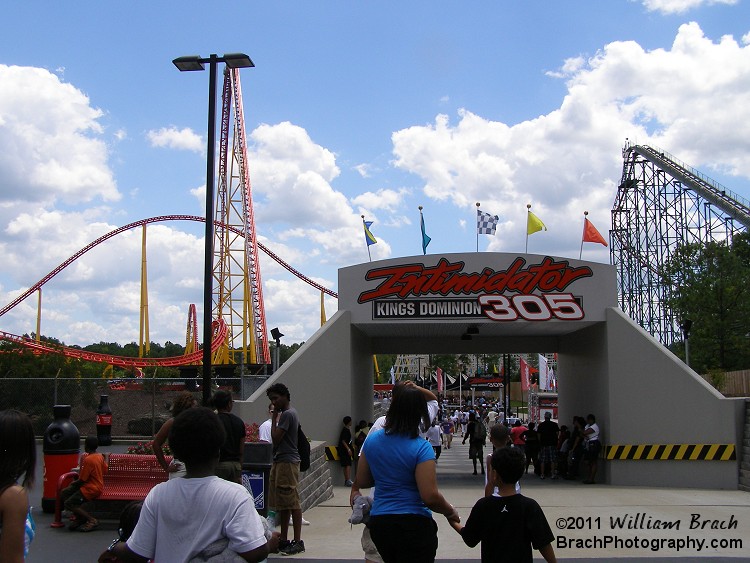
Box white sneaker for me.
[289,516,311,526]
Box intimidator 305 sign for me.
[338,254,617,325]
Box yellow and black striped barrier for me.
[605,444,736,461]
[325,446,340,461]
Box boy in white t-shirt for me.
[99,407,276,563]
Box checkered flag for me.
[477,209,499,235]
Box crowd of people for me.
[1,386,303,562]
[429,398,601,485]
[1,385,602,562]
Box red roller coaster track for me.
[0,319,228,369]
[0,215,338,367]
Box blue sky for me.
[1,0,750,346]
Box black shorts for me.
[469,442,484,460]
[338,447,352,467]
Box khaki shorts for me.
[269,461,301,511]
[361,526,384,563]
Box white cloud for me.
[0,65,119,205]
[640,0,737,15]
[189,184,206,212]
[247,121,389,266]
[4,22,750,347]
[249,122,341,224]
[354,163,372,178]
[263,278,332,343]
[0,209,205,344]
[146,126,204,153]
[351,188,410,212]
[392,22,750,256]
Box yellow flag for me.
[527,210,547,235]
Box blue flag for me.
[420,212,431,255]
[363,221,377,246]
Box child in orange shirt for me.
[62,436,108,532]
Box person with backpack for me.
[266,383,305,556]
[462,412,486,475]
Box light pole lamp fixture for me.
[172,53,254,72]
[679,319,693,338]
[270,327,284,374]
[172,56,206,72]
[173,52,254,406]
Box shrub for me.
[126,440,171,455]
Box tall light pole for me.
[271,327,284,373]
[680,319,693,368]
[173,53,254,405]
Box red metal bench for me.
[52,453,171,528]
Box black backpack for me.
[298,425,311,472]
[474,421,487,445]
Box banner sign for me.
[359,256,592,323]
[468,377,505,390]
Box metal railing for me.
[0,376,269,437]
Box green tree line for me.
[664,231,750,375]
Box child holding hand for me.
[450,447,556,563]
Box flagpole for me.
[579,211,587,260]
[459,369,462,404]
[361,215,372,262]
[525,204,531,253]
[419,206,431,255]
[419,206,424,255]
[476,202,480,252]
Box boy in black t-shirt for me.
[450,447,557,563]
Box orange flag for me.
[582,218,608,246]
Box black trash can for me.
[241,442,273,517]
[42,405,80,513]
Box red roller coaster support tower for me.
[214,68,270,366]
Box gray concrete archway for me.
[236,253,744,489]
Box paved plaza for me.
[28,438,750,562]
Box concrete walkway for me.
[28,438,750,561]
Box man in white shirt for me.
[99,407,275,562]
[364,381,439,440]
[258,403,274,443]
